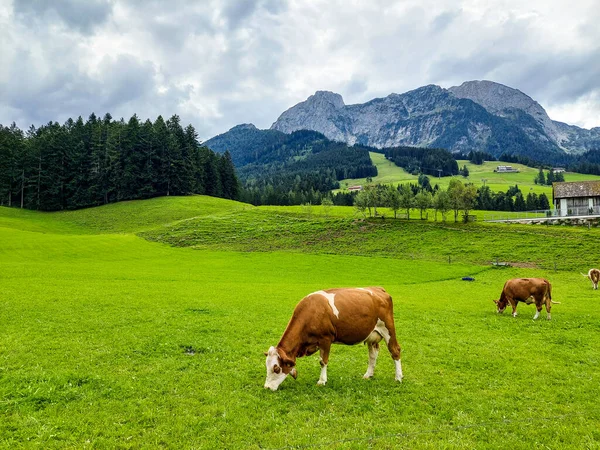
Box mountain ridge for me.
[269,80,599,158]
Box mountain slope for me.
[270,81,600,160]
[271,85,564,161]
[448,80,560,143]
[202,123,287,167]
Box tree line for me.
[352,176,552,222]
[0,114,239,211]
[238,138,377,206]
[534,168,565,185]
[379,146,459,177]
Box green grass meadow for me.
[339,153,600,196]
[1,196,600,448]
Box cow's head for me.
[493,298,507,313]
[264,346,297,391]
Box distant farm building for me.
[552,167,566,173]
[553,180,600,217]
[494,165,519,173]
[348,185,363,192]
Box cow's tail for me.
[581,272,589,278]
[546,281,561,304]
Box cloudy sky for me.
[1,0,599,140]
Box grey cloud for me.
[2,0,600,136]
[430,9,461,32]
[344,77,369,99]
[0,49,188,128]
[221,0,260,29]
[13,0,113,34]
[220,0,288,29]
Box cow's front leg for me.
[511,303,518,317]
[317,341,331,386]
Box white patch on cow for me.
[533,310,540,320]
[313,290,339,318]
[317,361,328,386]
[374,319,391,344]
[264,346,288,391]
[394,359,403,382]
[357,287,374,295]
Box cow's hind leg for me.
[378,315,403,382]
[317,341,331,386]
[545,298,552,320]
[363,330,381,379]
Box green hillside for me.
[1,196,599,448]
[0,195,250,235]
[339,152,600,195]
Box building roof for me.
[553,180,600,199]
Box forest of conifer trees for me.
[0,114,239,211]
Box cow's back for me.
[505,278,549,301]
[321,287,392,344]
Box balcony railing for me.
[484,205,600,221]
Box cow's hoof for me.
[317,380,327,386]
[363,373,373,379]
[395,377,403,383]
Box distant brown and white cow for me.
[581,268,600,290]
[264,287,403,391]
[493,278,559,320]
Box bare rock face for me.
[448,80,560,143]
[270,81,600,157]
[271,91,350,143]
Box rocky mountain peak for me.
[307,90,345,109]
[229,123,257,131]
[448,80,560,141]
[267,81,599,157]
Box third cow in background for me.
[494,277,560,320]
[581,268,600,290]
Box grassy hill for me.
[1,196,600,448]
[339,152,600,195]
[0,195,250,235]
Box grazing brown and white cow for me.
[581,268,600,290]
[493,278,560,320]
[264,287,403,391]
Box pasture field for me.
[339,152,600,196]
[1,196,600,449]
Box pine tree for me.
[218,150,239,199]
[137,119,157,198]
[514,192,526,211]
[539,193,550,210]
[535,168,545,185]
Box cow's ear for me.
[263,351,268,356]
[493,299,499,305]
[280,354,296,367]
